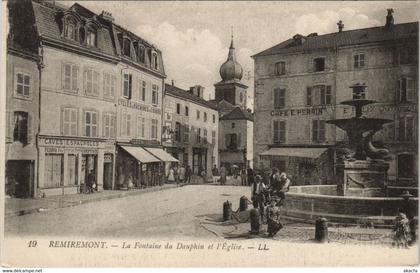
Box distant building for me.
[163,83,219,176]
[210,36,254,172]
[253,10,418,185]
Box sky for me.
[60,1,420,109]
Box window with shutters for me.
[306,85,332,106]
[275,61,286,75]
[398,115,416,142]
[103,113,115,138]
[103,73,116,99]
[197,128,202,143]
[175,122,181,142]
[312,120,326,143]
[138,80,146,102]
[151,119,158,139]
[397,77,416,103]
[64,17,77,41]
[212,130,216,145]
[203,129,208,143]
[136,115,145,138]
[123,73,132,99]
[15,72,31,97]
[353,53,365,69]
[274,88,286,109]
[62,107,78,136]
[273,120,286,144]
[184,125,190,143]
[121,112,131,137]
[84,68,100,96]
[313,57,325,72]
[13,111,29,144]
[185,106,189,116]
[63,63,78,92]
[152,84,159,105]
[84,110,98,137]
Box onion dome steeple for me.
[219,34,243,81]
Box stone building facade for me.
[6,0,175,196]
[163,84,219,176]
[253,12,418,185]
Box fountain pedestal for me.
[336,160,390,196]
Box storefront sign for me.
[44,147,98,154]
[271,107,325,117]
[129,139,160,146]
[118,98,161,115]
[39,137,102,148]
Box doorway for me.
[6,160,33,198]
[103,154,113,190]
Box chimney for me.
[189,85,205,99]
[337,20,344,32]
[292,34,305,45]
[385,9,394,27]
[99,11,114,22]
[171,80,174,86]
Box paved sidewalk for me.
[5,184,177,218]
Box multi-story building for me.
[210,36,254,172]
[5,8,41,197]
[6,0,176,196]
[253,10,418,185]
[163,83,219,176]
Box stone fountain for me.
[327,83,393,196]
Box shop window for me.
[312,120,326,143]
[184,125,190,144]
[84,68,99,96]
[274,88,286,109]
[13,111,29,144]
[354,53,365,69]
[175,122,181,142]
[306,85,332,106]
[397,154,415,179]
[185,106,189,116]
[84,110,98,137]
[225,133,238,150]
[63,63,78,92]
[15,72,30,97]
[103,113,115,138]
[273,120,286,144]
[121,112,131,137]
[176,103,181,114]
[151,119,158,139]
[212,130,216,144]
[397,77,416,103]
[275,61,286,75]
[64,17,77,41]
[204,112,208,122]
[136,116,145,138]
[62,107,78,136]
[196,110,200,120]
[103,73,116,99]
[152,84,158,105]
[139,80,146,101]
[123,73,132,99]
[398,115,415,142]
[44,154,64,188]
[313,57,325,72]
[86,27,96,47]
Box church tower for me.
[214,35,248,109]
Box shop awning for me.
[120,145,161,163]
[145,147,179,162]
[260,147,328,159]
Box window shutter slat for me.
[27,114,33,143]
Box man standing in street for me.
[87,170,96,194]
[212,165,220,184]
[178,164,186,185]
[251,175,266,220]
[278,172,291,206]
[220,165,227,185]
[185,165,192,184]
[247,167,254,186]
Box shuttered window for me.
[103,113,116,138]
[84,68,100,96]
[63,63,78,92]
[184,125,190,144]
[274,88,286,109]
[103,73,116,99]
[273,120,286,143]
[84,110,98,137]
[312,120,326,142]
[306,85,332,106]
[62,108,78,136]
[123,73,132,99]
[398,115,416,142]
[151,119,158,139]
[16,72,31,97]
[397,77,416,103]
[136,115,145,138]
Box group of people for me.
[250,168,291,237]
[167,165,193,185]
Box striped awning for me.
[120,145,161,163]
[144,147,179,162]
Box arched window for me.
[86,26,97,47]
[138,45,145,63]
[64,17,77,40]
[123,38,131,57]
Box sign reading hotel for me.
[118,98,161,115]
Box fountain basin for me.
[326,117,392,131]
[282,185,418,227]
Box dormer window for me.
[138,45,145,63]
[86,27,97,47]
[152,52,158,69]
[64,17,77,40]
[123,38,131,57]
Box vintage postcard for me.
[1,0,419,268]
